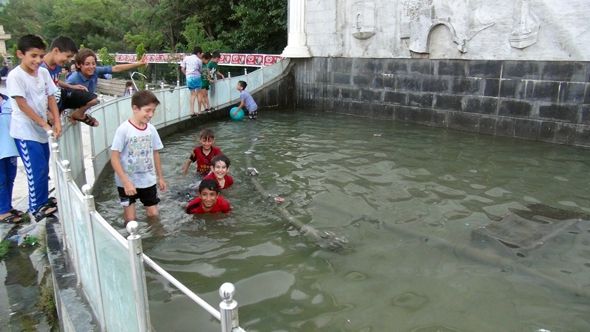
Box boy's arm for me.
[111,60,146,73]
[154,150,167,191]
[47,95,62,138]
[237,99,245,109]
[13,96,53,133]
[57,80,88,91]
[110,150,137,195]
[181,152,195,175]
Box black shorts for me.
[117,184,160,207]
[58,88,97,112]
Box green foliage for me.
[22,235,38,247]
[97,47,116,65]
[38,276,58,326]
[0,240,9,260]
[180,16,225,53]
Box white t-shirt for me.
[181,54,202,77]
[111,120,164,189]
[7,66,57,143]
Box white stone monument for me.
[282,0,312,58]
[0,25,10,57]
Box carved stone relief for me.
[400,0,494,54]
[352,1,377,40]
[509,0,540,49]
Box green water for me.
[94,110,590,332]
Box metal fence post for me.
[126,221,151,332]
[219,283,245,332]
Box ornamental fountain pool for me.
[94,110,590,331]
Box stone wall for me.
[303,0,590,61]
[293,57,590,147]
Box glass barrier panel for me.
[92,213,140,332]
[57,163,76,253]
[151,91,166,127]
[103,103,122,146]
[248,70,264,90]
[91,110,108,157]
[163,89,181,122]
[67,182,103,318]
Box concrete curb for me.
[45,219,98,331]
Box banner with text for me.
[114,53,282,67]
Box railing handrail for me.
[142,255,222,320]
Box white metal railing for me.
[48,59,290,331]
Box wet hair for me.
[17,34,46,53]
[202,52,212,61]
[132,90,160,108]
[199,128,215,139]
[211,51,221,59]
[192,46,202,55]
[211,154,231,168]
[50,36,78,53]
[199,179,220,193]
[238,80,247,89]
[74,48,96,67]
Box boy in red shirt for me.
[181,128,222,177]
[202,154,233,189]
[185,179,231,214]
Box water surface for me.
[95,110,590,332]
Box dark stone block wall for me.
[292,57,590,147]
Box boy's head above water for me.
[198,179,220,209]
[199,128,215,148]
[210,154,230,178]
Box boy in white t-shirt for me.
[110,90,167,225]
[7,34,61,220]
[180,46,203,117]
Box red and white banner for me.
[114,53,282,67]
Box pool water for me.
[94,110,590,332]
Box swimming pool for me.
[94,110,590,331]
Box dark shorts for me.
[58,88,97,112]
[117,184,160,207]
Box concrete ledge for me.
[45,219,98,332]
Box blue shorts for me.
[187,76,202,91]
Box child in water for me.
[181,128,223,177]
[202,154,233,189]
[185,179,231,214]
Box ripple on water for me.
[391,291,429,312]
[235,270,295,306]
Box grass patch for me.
[38,275,58,328]
[0,240,10,259]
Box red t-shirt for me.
[190,146,222,176]
[185,195,231,214]
[203,172,234,189]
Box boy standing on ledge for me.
[111,90,167,224]
[7,34,61,220]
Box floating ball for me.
[229,107,245,121]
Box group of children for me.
[114,121,234,223]
[181,47,225,117]
[0,34,146,224]
[2,33,256,225]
